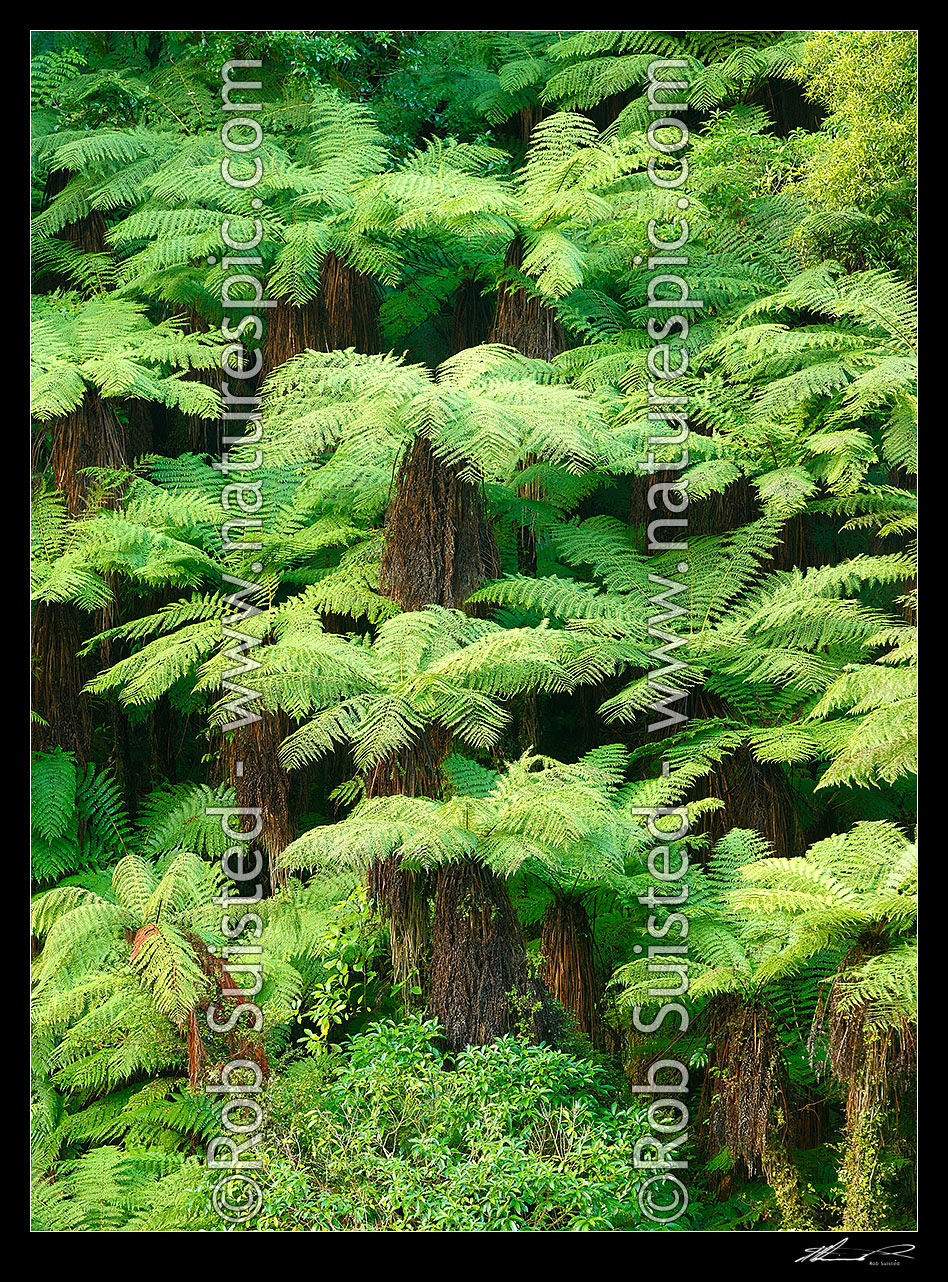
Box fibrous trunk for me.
[178,306,223,456]
[363,730,449,992]
[688,689,805,860]
[379,433,499,612]
[366,854,430,996]
[540,894,604,1047]
[221,711,298,896]
[487,235,567,576]
[260,250,380,380]
[31,600,94,763]
[702,995,814,1226]
[429,858,552,1052]
[374,435,500,989]
[372,303,513,1013]
[187,933,270,1091]
[813,942,916,1231]
[451,274,495,353]
[35,168,108,292]
[32,390,128,763]
[47,388,128,517]
[701,746,804,860]
[488,234,567,362]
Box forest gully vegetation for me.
[29,30,917,1235]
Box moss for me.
[762,1138,818,1230]
[840,1106,889,1231]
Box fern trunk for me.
[688,690,805,860]
[450,274,495,353]
[371,268,557,1013]
[176,306,223,456]
[31,600,93,762]
[260,250,380,380]
[700,996,820,1224]
[761,1138,818,1230]
[839,1103,888,1230]
[428,858,551,1052]
[819,948,916,1231]
[221,710,299,896]
[35,167,108,292]
[363,730,449,992]
[379,433,499,612]
[46,388,128,517]
[540,894,604,1047]
[488,234,567,362]
[374,426,501,992]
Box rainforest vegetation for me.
[29,29,917,1232]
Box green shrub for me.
[251,1015,679,1231]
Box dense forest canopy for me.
[30,28,917,1234]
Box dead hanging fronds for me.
[367,856,430,992]
[512,690,540,755]
[182,1007,209,1093]
[428,858,553,1053]
[702,995,788,1178]
[768,510,833,574]
[809,939,917,1110]
[488,235,567,361]
[588,93,629,132]
[379,434,500,613]
[808,939,917,1231]
[364,724,450,802]
[261,250,380,379]
[791,1083,831,1152]
[540,893,604,1047]
[700,999,818,1227]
